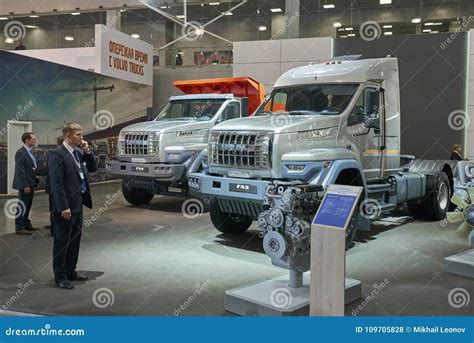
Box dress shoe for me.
[15,230,32,235]
[25,226,40,231]
[56,280,74,289]
[68,274,88,281]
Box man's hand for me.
[23,187,31,194]
[81,140,90,154]
[61,208,72,220]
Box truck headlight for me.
[165,151,192,163]
[188,176,201,189]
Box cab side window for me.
[221,102,241,121]
[347,88,380,126]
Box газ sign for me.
[95,24,153,86]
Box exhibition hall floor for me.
[0,182,472,316]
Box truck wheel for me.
[122,182,154,206]
[210,199,253,234]
[421,172,451,221]
[407,202,425,219]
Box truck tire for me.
[421,172,451,221]
[122,183,154,206]
[210,199,253,234]
[407,202,424,219]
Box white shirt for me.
[63,141,81,168]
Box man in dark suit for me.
[450,144,468,161]
[12,132,40,235]
[49,122,97,290]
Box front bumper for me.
[107,160,186,182]
[188,172,271,202]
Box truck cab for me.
[108,77,265,205]
[189,57,456,272]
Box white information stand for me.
[310,184,363,316]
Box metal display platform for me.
[225,272,361,316]
[444,249,474,278]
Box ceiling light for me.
[430,31,439,34]
[224,11,233,15]
[5,38,14,44]
[425,22,442,26]
[383,25,392,28]
[25,25,39,28]
[333,22,342,28]
[176,14,185,19]
[380,0,392,4]
[323,4,335,9]
[65,36,74,41]
[71,12,81,15]
[345,27,354,31]
[209,2,220,5]
[422,29,431,32]
[340,35,348,38]
[411,18,421,24]
[131,33,140,39]
[160,5,167,9]
[338,28,345,31]
[348,33,355,37]
[257,9,260,14]
[270,8,283,13]
[0,17,8,20]
[120,9,127,12]
[29,15,39,18]
[258,26,267,31]
[384,31,393,35]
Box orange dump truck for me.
[108,77,265,206]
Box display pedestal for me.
[224,272,361,316]
[444,249,474,278]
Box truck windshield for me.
[156,99,226,121]
[255,84,359,116]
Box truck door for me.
[347,86,383,181]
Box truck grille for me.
[209,131,272,170]
[119,132,159,156]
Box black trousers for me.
[15,189,34,230]
[52,211,83,283]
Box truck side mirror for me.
[347,113,365,126]
[364,117,380,131]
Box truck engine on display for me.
[107,77,265,205]
[189,57,457,276]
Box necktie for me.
[73,150,88,193]
[28,149,37,168]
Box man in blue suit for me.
[12,132,40,235]
[48,122,97,290]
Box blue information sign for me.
[313,192,359,229]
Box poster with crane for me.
[0,50,153,194]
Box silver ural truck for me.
[189,57,456,272]
[108,77,265,205]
